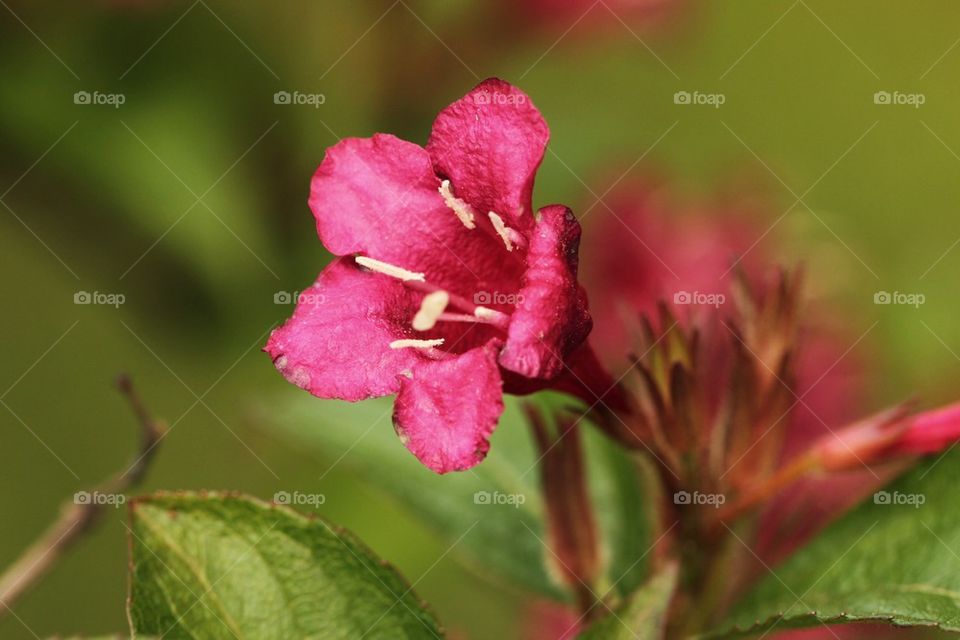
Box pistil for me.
[412,291,450,331]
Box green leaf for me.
[578,562,678,639]
[261,394,560,598]
[260,393,652,601]
[128,491,443,640]
[594,445,659,599]
[716,450,960,637]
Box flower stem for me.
[0,376,164,614]
[714,452,818,524]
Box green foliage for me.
[578,563,678,639]
[128,492,443,639]
[715,450,960,637]
[262,393,652,601]
[262,394,560,597]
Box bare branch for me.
[0,375,165,614]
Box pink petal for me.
[500,205,592,380]
[309,132,522,297]
[394,341,505,473]
[427,78,549,226]
[897,401,960,454]
[264,258,420,401]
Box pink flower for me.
[266,79,610,474]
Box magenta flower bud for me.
[812,402,960,471]
[895,401,960,455]
[811,406,912,471]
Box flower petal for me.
[500,205,592,380]
[427,78,548,225]
[393,341,505,473]
[309,132,522,296]
[264,258,420,401]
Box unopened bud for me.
[812,405,912,471]
[895,401,960,455]
[525,405,599,611]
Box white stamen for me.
[439,180,476,229]
[487,211,517,251]
[437,312,482,323]
[390,338,445,349]
[474,306,498,320]
[355,256,425,282]
[412,291,450,331]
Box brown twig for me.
[0,375,165,615]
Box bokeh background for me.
[1,1,959,637]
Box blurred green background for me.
[1,1,959,637]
